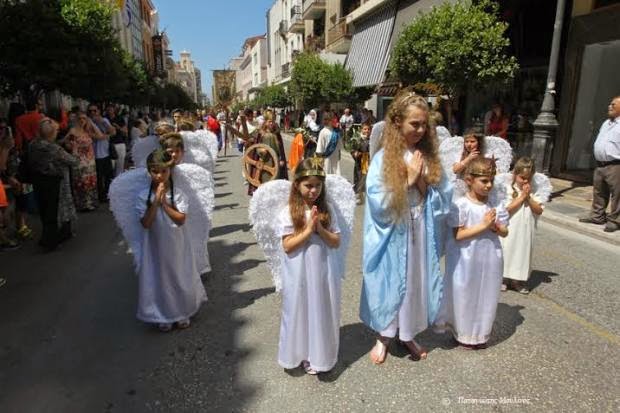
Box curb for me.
[540,208,620,246]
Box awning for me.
[376,81,401,97]
[344,2,397,88]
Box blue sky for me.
[156,0,274,101]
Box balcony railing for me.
[327,18,350,46]
[279,20,288,36]
[289,5,304,33]
[281,63,290,79]
[303,0,326,20]
[291,4,302,20]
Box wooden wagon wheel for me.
[243,143,279,188]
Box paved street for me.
[1,148,619,412]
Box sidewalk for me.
[280,132,619,246]
[544,177,619,246]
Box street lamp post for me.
[532,0,566,175]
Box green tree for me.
[290,52,353,109]
[0,0,149,105]
[254,84,292,108]
[389,0,518,98]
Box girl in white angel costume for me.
[249,157,355,375]
[435,157,509,349]
[109,149,213,332]
[498,157,551,294]
[439,129,513,199]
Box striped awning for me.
[345,2,397,88]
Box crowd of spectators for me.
[1,97,216,289]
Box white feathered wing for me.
[131,135,160,168]
[484,135,513,174]
[109,168,151,271]
[195,129,219,161]
[180,131,215,174]
[173,163,215,274]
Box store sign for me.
[152,35,164,76]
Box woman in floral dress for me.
[65,112,98,211]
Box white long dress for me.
[500,185,542,282]
[276,206,341,372]
[435,196,508,345]
[316,127,342,175]
[379,182,429,341]
[135,186,207,324]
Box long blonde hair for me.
[381,88,442,220]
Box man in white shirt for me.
[339,108,354,135]
[579,96,620,232]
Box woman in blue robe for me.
[359,89,450,364]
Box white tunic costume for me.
[498,173,551,282]
[276,206,342,372]
[135,186,207,323]
[316,127,342,175]
[435,196,509,345]
[501,186,540,282]
[379,182,429,340]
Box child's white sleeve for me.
[496,204,510,227]
[447,199,466,228]
[135,189,149,218]
[275,208,294,238]
[328,205,341,234]
[173,189,189,214]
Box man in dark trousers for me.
[579,96,620,233]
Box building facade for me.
[267,0,304,85]
[176,51,199,103]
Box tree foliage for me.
[389,0,519,97]
[0,0,196,109]
[253,84,292,109]
[290,52,353,109]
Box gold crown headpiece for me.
[294,155,326,180]
[467,157,497,177]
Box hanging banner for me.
[213,70,236,106]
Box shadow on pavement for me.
[214,202,240,210]
[489,303,525,347]
[215,191,233,199]
[528,270,559,291]
[319,322,374,382]
[210,223,252,238]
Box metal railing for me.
[327,18,350,45]
[279,20,288,36]
[303,0,326,15]
[281,63,290,78]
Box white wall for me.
[267,0,304,85]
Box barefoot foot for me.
[370,336,391,365]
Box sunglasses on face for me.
[89,109,98,113]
